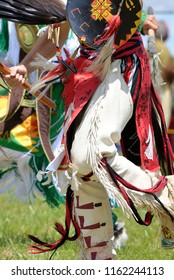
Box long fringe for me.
[86,77,132,217]
[0,148,38,202]
[28,185,80,256]
[85,35,114,81]
[85,75,174,225]
[30,53,56,72]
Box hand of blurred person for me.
[4,65,27,88]
[142,15,158,35]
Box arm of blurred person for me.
[4,21,70,88]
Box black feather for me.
[0,0,67,25]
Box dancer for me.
[1,20,128,248]
[2,0,174,260]
[0,22,65,205]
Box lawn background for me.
[0,192,173,260]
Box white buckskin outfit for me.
[65,33,174,260]
[29,30,174,260]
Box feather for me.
[0,0,67,25]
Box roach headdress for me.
[67,0,142,49]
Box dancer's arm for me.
[4,21,70,88]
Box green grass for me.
[0,192,173,260]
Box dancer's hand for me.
[142,15,158,35]
[4,64,27,88]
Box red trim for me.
[102,157,174,225]
[28,186,80,254]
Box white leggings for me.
[69,60,174,259]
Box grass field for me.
[0,192,173,260]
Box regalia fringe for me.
[85,35,114,81]
[85,69,174,226]
[0,147,38,202]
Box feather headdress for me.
[0,0,67,24]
